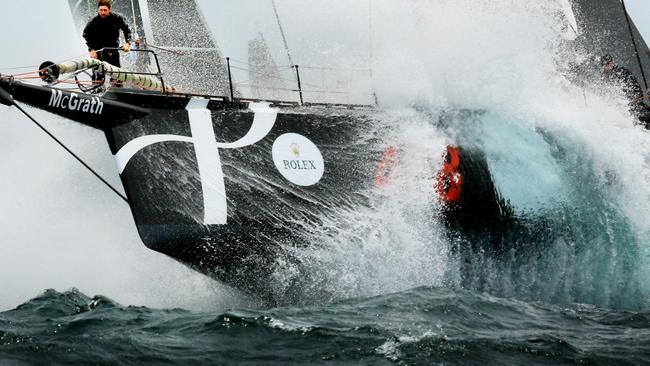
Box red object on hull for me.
[374,146,398,187]
[437,146,463,203]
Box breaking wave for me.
[267,0,650,310]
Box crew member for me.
[83,0,132,69]
[600,54,650,127]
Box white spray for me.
[269,0,650,308]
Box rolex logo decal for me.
[272,133,325,186]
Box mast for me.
[137,0,155,44]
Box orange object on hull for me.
[437,146,463,203]
[374,146,398,187]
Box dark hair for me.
[98,0,111,9]
[600,54,613,66]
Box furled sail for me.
[41,57,172,92]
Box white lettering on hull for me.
[272,133,325,186]
[48,89,103,115]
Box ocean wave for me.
[1,287,648,365]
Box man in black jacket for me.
[83,0,132,68]
[600,54,650,128]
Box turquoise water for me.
[444,110,649,311]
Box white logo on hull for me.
[272,133,324,187]
[114,99,278,225]
[48,89,104,115]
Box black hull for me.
[0,77,507,301]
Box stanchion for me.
[226,57,235,101]
[295,65,304,105]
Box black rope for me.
[620,0,649,92]
[0,87,129,203]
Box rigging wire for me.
[234,83,374,98]
[270,0,294,68]
[0,87,129,204]
[0,66,39,72]
[229,56,368,73]
[3,43,373,104]
[145,44,364,95]
[143,43,372,96]
[130,0,139,39]
[229,65,298,85]
[620,0,649,93]
[228,58,293,69]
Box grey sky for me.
[625,0,650,43]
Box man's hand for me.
[89,50,98,59]
[122,43,131,53]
